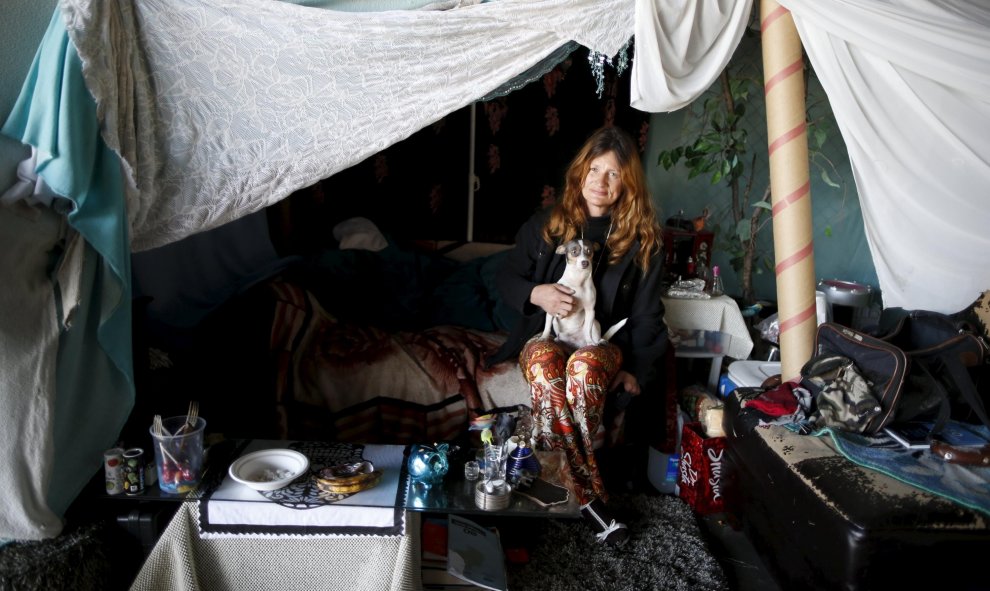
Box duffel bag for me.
[801,312,988,435]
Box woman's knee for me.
[520,337,567,384]
[567,343,622,378]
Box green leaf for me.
[752,201,772,210]
[820,169,840,188]
[702,131,723,145]
[711,170,723,184]
[736,219,752,241]
[824,225,833,237]
[814,128,827,149]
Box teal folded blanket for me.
[825,422,990,516]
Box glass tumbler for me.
[149,415,206,494]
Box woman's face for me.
[582,151,622,217]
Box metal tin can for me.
[104,447,125,495]
[122,447,146,495]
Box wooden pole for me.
[760,0,817,381]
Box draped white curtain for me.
[635,0,990,313]
[631,0,754,112]
[781,0,990,313]
[60,0,635,252]
[63,0,989,310]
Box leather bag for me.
[801,313,989,435]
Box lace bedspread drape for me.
[60,0,635,252]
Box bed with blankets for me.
[196,240,533,445]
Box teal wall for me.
[3,6,878,306]
[1,1,58,189]
[643,37,878,303]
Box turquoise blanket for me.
[2,8,133,526]
[825,422,990,517]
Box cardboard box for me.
[678,421,726,515]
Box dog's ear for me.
[555,243,567,255]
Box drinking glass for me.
[149,415,206,494]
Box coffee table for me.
[199,439,580,519]
[404,447,581,518]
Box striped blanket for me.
[268,279,530,444]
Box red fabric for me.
[742,381,800,417]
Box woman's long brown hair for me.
[542,126,662,271]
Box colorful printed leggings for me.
[519,337,622,505]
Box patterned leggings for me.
[519,336,622,505]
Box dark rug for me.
[506,493,730,591]
[0,522,112,591]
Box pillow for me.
[429,257,496,332]
[481,250,519,332]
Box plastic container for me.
[719,360,782,397]
[647,409,686,494]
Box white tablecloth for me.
[130,502,420,591]
[662,295,754,360]
[131,440,420,591]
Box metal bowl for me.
[818,279,872,308]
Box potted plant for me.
[657,41,846,305]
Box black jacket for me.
[487,209,668,394]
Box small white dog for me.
[541,239,627,349]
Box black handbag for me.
[801,312,989,435]
[879,309,989,429]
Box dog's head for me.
[555,238,599,271]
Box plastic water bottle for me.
[647,409,686,495]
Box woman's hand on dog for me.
[531,283,575,318]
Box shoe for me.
[580,498,629,547]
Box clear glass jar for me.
[708,265,725,297]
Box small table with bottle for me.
[662,290,754,390]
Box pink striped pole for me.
[761,0,816,381]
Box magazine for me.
[446,514,507,591]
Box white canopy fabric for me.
[780,0,990,313]
[60,0,636,252]
[631,0,754,113]
[64,0,990,308]
[633,0,990,313]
